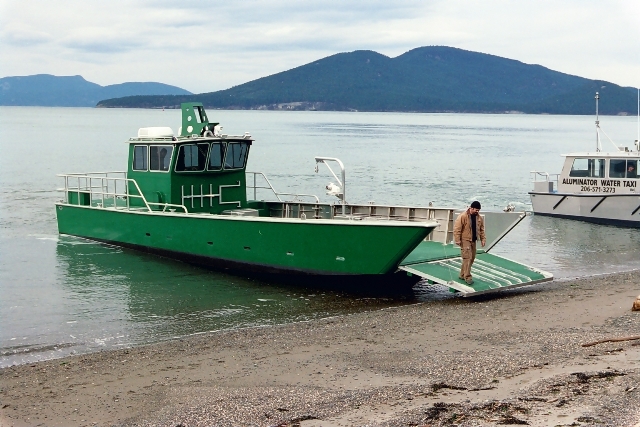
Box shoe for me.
[458,276,465,280]
[465,279,474,285]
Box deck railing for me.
[246,171,320,203]
[530,171,560,192]
[530,171,560,183]
[57,172,189,213]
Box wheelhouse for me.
[126,103,253,213]
[558,153,639,194]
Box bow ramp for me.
[399,241,552,296]
[398,209,553,296]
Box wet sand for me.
[2,271,640,427]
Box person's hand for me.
[481,239,486,247]
[455,241,461,246]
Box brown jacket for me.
[453,209,486,244]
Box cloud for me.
[62,37,145,54]
[1,23,52,47]
[0,0,638,93]
[141,0,428,24]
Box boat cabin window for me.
[569,158,604,177]
[149,145,173,172]
[224,142,250,169]
[207,142,226,171]
[610,159,638,178]
[133,145,148,171]
[194,106,206,123]
[175,143,209,172]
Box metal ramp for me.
[399,241,553,296]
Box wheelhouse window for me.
[175,143,209,172]
[133,145,148,171]
[610,159,638,178]
[224,142,250,169]
[207,142,226,171]
[628,160,638,178]
[569,158,604,177]
[149,145,173,172]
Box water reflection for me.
[0,236,423,366]
[493,215,640,278]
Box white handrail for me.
[529,171,559,182]
[58,172,189,214]
[246,172,319,203]
[314,157,346,215]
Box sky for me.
[1,0,639,94]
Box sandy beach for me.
[2,271,640,427]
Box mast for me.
[595,92,601,152]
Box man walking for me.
[453,201,486,285]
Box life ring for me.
[203,130,214,137]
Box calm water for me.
[2,107,640,367]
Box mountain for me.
[0,74,191,107]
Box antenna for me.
[595,92,601,152]
[593,92,622,152]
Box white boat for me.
[530,92,640,227]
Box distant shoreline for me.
[3,104,636,116]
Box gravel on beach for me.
[1,271,640,427]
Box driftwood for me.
[582,336,640,347]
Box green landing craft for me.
[56,103,552,295]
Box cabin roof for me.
[561,151,640,158]
[127,134,253,144]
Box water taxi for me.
[530,93,640,227]
[56,103,552,295]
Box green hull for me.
[55,204,435,277]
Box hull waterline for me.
[529,191,640,228]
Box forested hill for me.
[0,74,191,107]
[97,46,638,115]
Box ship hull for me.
[56,204,436,280]
[529,192,640,227]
